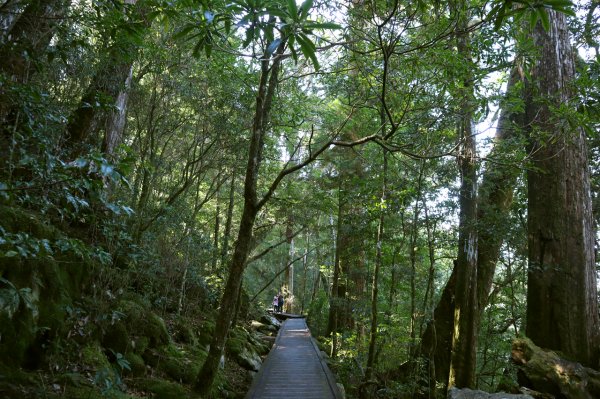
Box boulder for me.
[235,346,262,371]
[226,327,263,371]
[259,314,281,328]
[249,320,277,335]
[447,387,533,399]
[512,338,600,399]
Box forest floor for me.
[0,204,280,398]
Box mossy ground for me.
[0,205,274,399]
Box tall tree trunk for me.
[409,164,424,351]
[212,188,221,273]
[64,0,146,156]
[327,187,343,359]
[0,0,65,84]
[102,65,133,157]
[365,150,387,382]
[194,42,285,395]
[220,173,236,266]
[283,215,294,313]
[525,10,600,367]
[448,1,478,389]
[418,67,523,388]
[0,0,65,172]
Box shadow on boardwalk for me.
[245,317,343,399]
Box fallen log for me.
[512,338,600,399]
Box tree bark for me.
[327,186,343,359]
[194,41,285,395]
[220,173,236,266]
[525,10,600,367]
[64,0,146,156]
[365,150,387,382]
[419,67,523,387]
[448,1,479,388]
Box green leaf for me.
[4,251,18,257]
[528,10,538,28]
[296,34,319,70]
[267,8,288,21]
[286,0,298,19]
[299,0,313,19]
[538,8,550,31]
[100,163,113,176]
[303,21,342,30]
[242,26,255,48]
[289,38,298,63]
[544,0,573,7]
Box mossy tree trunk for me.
[525,9,600,367]
[448,0,478,389]
[64,0,147,157]
[418,67,523,387]
[194,41,285,396]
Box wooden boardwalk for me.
[245,317,343,399]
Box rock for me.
[337,383,346,399]
[447,387,533,399]
[259,314,281,328]
[250,320,277,335]
[226,327,263,371]
[143,343,206,384]
[133,377,190,399]
[512,337,600,399]
[235,346,262,371]
[171,316,199,346]
[124,352,146,376]
[246,369,257,382]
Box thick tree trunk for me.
[525,10,600,367]
[448,2,478,388]
[102,65,133,157]
[65,0,146,156]
[418,68,522,386]
[0,0,66,173]
[0,0,65,83]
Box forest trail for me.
[245,317,343,399]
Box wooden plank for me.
[245,317,343,399]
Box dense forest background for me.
[1,0,600,398]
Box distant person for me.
[272,295,278,313]
[278,292,284,313]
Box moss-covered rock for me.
[0,205,92,368]
[197,319,215,348]
[143,343,207,384]
[102,298,169,357]
[81,342,111,370]
[133,377,191,399]
[102,319,130,354]
[123,352,145,377]
[172,316,198,346]
[226,327,262,372]
[62,385,134,399]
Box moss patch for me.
[143,343,207,384]
[123,352,145,377]
[197,319,215,348]
[133,377,191,399]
